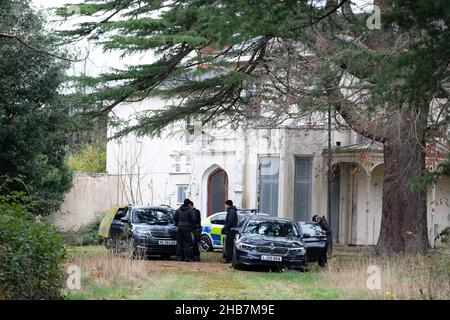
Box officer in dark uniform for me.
[312,214,332,267]
[174,199,196,262]
[222,200,238,263]
[189,200,202,261]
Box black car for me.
[107,205,178,258]
[231,215,307,271]
[298,221,328,265]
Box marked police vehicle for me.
[199,209,264,252]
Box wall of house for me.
[106,98,187,207]
[57,96,449,248]
[428,176,450,246]
[53,172,123,230]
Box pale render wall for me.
[428,176,450,245]
[106,98,186,207]
[54,173,122,230]
[58,96,449,246]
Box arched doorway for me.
[207,168,228,216]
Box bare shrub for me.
[66,245,149,286]
[321,247,450,300]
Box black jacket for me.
[174,205,196,229]
[318,217,332,236]
[192,208,201,231]
[223,205,238,233]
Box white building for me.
[105,97,450,246]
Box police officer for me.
[174,199,196,262]
[222,200,238,263]
[312,214,332,267]
[189,200,202,262]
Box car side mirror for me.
[120,217,129,223]
[302,233,311,239]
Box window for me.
[114,207,128,220]
[185,117,194,145]
[300,222,323,237]
[294,157,312,222]
[258,157,280,217]
[176,185,188,204]
[132,208,174,225]
[210,213,226,225]
[243,218,299,237]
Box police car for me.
[199,209,264,252]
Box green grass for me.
[65,247,349,300]
[65,245,449,300]
[67,269,346,300]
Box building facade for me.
[106,97,450,246]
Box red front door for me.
[207,169,228,216]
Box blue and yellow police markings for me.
[201,217,225,249]
[97,206,126,238]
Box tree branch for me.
[0,32,87,62]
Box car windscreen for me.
[243,219,299,237]
[132,208,174,225]
[238,214,249,227]
[301,223,323,236]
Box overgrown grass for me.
[64,215,104,246]
[320,247,450,300]
[65,245,450,300]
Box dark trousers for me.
[223,231,235,261]
[192,229,201,259]
[176,228,193,261]
[318,234,331,267]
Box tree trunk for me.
[376,109,431,255]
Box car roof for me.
[209,211,268,217]
[299,221,319,226]
[247,215,295,223]
[131,205,174,211]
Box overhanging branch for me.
[0,33,87,62]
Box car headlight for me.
[236,242,256,251]
[289,247,306,254]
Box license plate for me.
[158,240,177,245]
[261,255,282,262]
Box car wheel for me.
[231,247,242,270]
[107,237,126,255]
[199,234,213,252]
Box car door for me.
[299,222,327,262]
[210,213,227,247]
[109,207,129,239]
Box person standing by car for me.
[221,200,238,263]
[174,199,196,262]
[312,214,332,267]
[189,200,202,261]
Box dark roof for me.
[247,215,294,222]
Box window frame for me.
[210,213,226,225]
[293,156,313,223]
[257,155,280,217]
[176,184,189,204]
